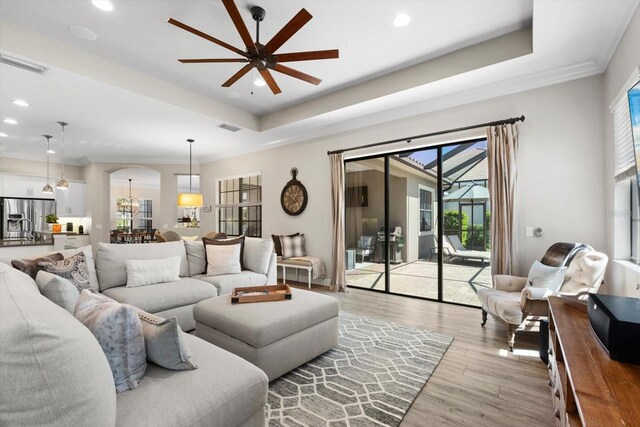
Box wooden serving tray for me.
[231,284,292,304]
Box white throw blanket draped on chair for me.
[487,123,519,276]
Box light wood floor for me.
[288,283,556,427]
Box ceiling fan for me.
[168,0,339,95]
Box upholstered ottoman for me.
[193,288,339,381]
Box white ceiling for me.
[0,0,637,164]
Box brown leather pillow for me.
[11,253,64,280]
[203,236,245,271]
[272,233,300,256]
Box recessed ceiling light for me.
[92,0,114,12]
[0,132,7,137]
[12,99,29,107]
[254,78,266,87]
[3,118,17,125]
[393,13,411,27]
[68,25,98,41]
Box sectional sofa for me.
[0,237,278,426]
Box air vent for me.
[0,54,48,74]
[218,123,241,132]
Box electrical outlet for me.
[525,227,533,237]
[96,224,102,230]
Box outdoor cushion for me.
[477,288,522,325]
[0,264,116,426]
[115,333,268,427]
[193,288,339,348]
[194,271,267,295]
[102,278,217,313]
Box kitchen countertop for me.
[0,239,54,247]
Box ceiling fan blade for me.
[271,63,321,85]
[178,58,249,63]
[258,68,281,95]
[264,8,313,54]
[222,63,256,87]
[168,18,246,57]
[221,0,257,53]
[275,49,339,62]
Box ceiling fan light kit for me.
[168,0,339,95]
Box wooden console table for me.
[547,296,640,426]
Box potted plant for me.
[45,213,59,231]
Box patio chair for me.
[355,235,376,263]
[444,234,491,266]
[477,243,607,350]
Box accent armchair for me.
[477,244,608,350]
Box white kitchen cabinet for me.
[0,174,55,199]
[55,181,86,217]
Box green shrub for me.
[443,210,468,245]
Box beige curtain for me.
[329,152,348,292]
[487,124,519,276]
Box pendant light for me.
[42,134,54,194]
[177,138,203,207]
[56,121,69,190]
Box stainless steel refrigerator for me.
[1,197,57,239]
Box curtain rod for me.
[326,115,525,156]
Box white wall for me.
[201,75,607,283]
[603,6,640,297]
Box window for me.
[116,198,152,231]
[217,174,262,237]
[419,185,433,234]
[612,69,640,260]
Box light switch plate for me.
[95,224,102,230]
[525,227,533,237]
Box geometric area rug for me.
[267,312,454,426]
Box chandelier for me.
[118,178,140,215]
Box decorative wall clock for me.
[281,167,308,216]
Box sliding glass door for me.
[345,138,491,307]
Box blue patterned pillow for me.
[74,290,147,393]
[39,252,90,292]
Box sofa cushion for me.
[59,245,99,292]
[193,288,340,348]
[134,307,197,371]
[115,333,268,427]
[126,256,181,288]
[102,278,218,313]
[0,263,116,426]
[39,251,91,292]
[194,271,267,295]
[35,270,79,314]
[75,290,147,393]
[477,288,522,325]
[206,243,242,276]
[11,252,64,279]
[243,237,274,275]
[204,236,245,271]
[96,242,188,291]
[184,240,206,276]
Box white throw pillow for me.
[35,270,80,314]
[125,256,181,288]
[206,244,242,276]
[527,260,567,292]
[243,237,274,275]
